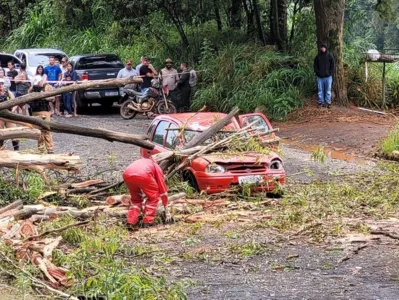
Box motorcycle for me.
[119,77,176,120]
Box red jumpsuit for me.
[122,158,168,225]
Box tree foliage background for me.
[1,0,399,118]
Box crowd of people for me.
[0,55,80,153]
[0,54,198,153]
[117,56,197,111]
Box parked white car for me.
[14,48,67,78]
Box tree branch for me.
[0,110,155,149]
[0,77,142,111]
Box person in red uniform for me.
[123,157,171,227]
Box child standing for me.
[62,72,73,117]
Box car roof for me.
[70,53,120,59]
[15,49,66,54]
[155,112,239,131]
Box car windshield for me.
[28,54,65,67]
[74,55,123,70]
[184,130,235,145]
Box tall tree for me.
[230,0,242,28]
[270,0,288,51]
[314,0,348,106]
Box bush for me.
[381,122,399,158]
[193,44,315,120]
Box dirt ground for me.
[274,103,397,159]
[1,105,399,299]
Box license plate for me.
[105,91,119,97]
[238,175,263,185]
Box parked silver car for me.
[14,48,67,77]
[0,52,22,75]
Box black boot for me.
[12,140,19,151]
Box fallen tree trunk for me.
[0,77,143,111]
[182,107,240,150]
[0,200,23,215]
[159,107,240,171]
[0,208,39,220]
[0,127,41,140]
[0,151,81,172]
[0,110,155,150]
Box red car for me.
[141,112,286,194]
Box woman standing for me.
[15,64,31,115]
[0,78,19,150]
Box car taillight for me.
[81,72,89,81]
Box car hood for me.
[199,151,281,164]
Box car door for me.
[142,120,170,158]
[237,113,277,141]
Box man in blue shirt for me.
[44,56,62,115]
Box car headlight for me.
[270,160,283,170]
[206,164,226,173]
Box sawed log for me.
[0,151,81,172]
[0,127,41,140]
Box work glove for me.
[164,206,172,223]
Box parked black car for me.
[70,53,124,110]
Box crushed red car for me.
[141,112,286,194]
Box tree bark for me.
[0,77,142,112]
[0,151,81,172]
[243,0,255,36]
[230,0,242,28]
[214,0,223,31]
[0,127,41,140]
[314,0,348,105]
[252,0,266,45]
[270,0,287,51]
[0,110,155,150]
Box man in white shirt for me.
[160,58,179,107]
[118,59,138,96]
[118,59,138,78]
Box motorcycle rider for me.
[160,58,179,108]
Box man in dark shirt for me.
[7,61,18,96]
[177,63,191,112]
[139,57,154,90]
[313,42,335,108]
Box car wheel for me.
[183,171,200,192]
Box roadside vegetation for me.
[380,122,399,159]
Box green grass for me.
[264,162,399,241]
[381,123,399,157]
